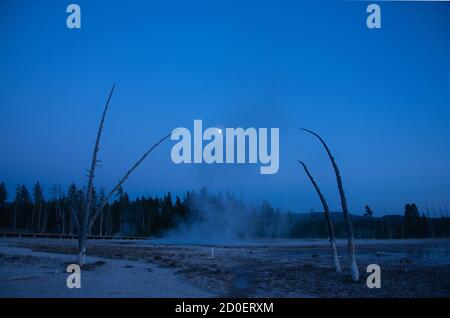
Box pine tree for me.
[67,183,80,235]
[404,203,420,237]
[32,182,44,232]
[161,192,174,228]
[364,205,374,239]
[0,182,8,228]
[13,185,32,230]
[0,182,7,206]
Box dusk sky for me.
[1,0,449,215]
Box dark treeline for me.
[0,181,189,237]
[0,182,449,239]
[288,204,450,239]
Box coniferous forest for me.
[0,181,449,239]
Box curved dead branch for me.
[89,132,171,229]
[84,84,115,230]
[298,160,342,272]
[301,128,359,281]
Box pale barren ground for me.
[0,238,449,297]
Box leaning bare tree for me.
[301,128,359,281]
[71,85,171,266]
[298,160,342,273]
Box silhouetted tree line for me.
[0,181,189,237]
[288,203,450,239]
[0,182,449,238]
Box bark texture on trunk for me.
[298,160,342,273]
[301,128,359,281]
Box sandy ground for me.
[0,238,449,297]
[0,242,212,297]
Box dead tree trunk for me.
[298,160,342,273]
[77,85,116,265]
[301,128,359,281]
[76,85,171,266]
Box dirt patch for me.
[7,238,450,297]
[0,253,58,267]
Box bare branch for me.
[298,160,330,213]
[69,205,80,233]
[84,84,115,227]
[298,160,341,272]
[88,132,171,228]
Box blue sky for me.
[1,0,449,215]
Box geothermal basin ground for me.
[0,237,449,297]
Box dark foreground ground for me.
[0,238,449,297]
